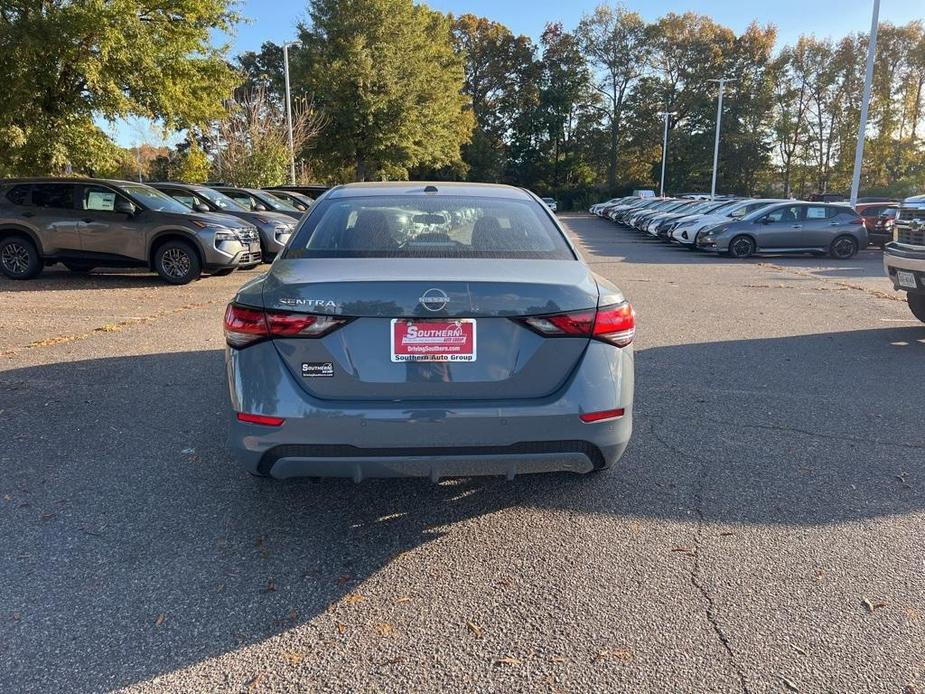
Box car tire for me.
[909,294,925,324]
[154,240,201,285]
[727,235,756,259]
[829,235,858,260]
[63,261,96,273]
[0,235,42,280]
[211,267,235,277]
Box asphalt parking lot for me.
[1,212,923,694]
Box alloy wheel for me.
[730,237,754,258]
[161,248,191,278]
[1,242,30,274]
[831,237,857,259]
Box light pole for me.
[708,77,735,200]
[849,0,880,208]
[657,111,673,197]
[283,40,301,185]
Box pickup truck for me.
[883,194,925,323]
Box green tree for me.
[453,14,537,182]
[299,0,473,181]
[0,0,241,176]
[577,3,649,189]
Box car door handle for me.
[82,218,95,223]
[791,225,802,229]
[21,211,34,218]
[829,222,841,226]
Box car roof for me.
[0,176,143,187]
[324,181,535,200]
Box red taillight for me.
[579,408,625,423]
[236,412,285,426]
[224,304,268,347]
[593,303,636,347]
[223,304,351,348]
[519,302,635,347]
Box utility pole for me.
[849,0,880,208]
[657,111,673,197]
[708,78,736,200]
[283,40,301,185]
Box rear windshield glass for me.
[286,195,574,259]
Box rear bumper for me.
[226,340,634,480]
[258,441,629,481]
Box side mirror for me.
[193,202,210,213]
[114,200,136,216]
[254,203,268,212]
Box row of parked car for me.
[0,178,329,284]
[589,195,879,259]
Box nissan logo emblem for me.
[419,288,450,312]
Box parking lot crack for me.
[649,422,752,694]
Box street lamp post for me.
[657,111,673,197]
[708,77,735,200]
[283,40,301,185]
[849,0,881,208]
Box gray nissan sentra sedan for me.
[224,182,635,481]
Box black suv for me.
[0,178,261,284]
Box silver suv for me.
[151,182,296,261]
[884,194,925,323]
[0,178,262,284]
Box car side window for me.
[6,184,31,206]
[81,185,122,212]
[764,206,801,223]
[33,183,76,209]
[226,192,255,210]
[166,191,198,209]
[864,206,882,217]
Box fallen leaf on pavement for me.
[791,644,807,656]
[671,546,695,554]
[862,597,886,614]
[11,612,22,621]
[336,574,352,586]
[395,596,412,604]
[263,580,277,593]
[336,623,347,635]
[154,613,166,627]
[375,623,394,636]
[343,593,365,605]
[282,651,304,666]
[592,648,633,664]
[288,609,298,622]
[466,621,483,637]
[246,673,265,690]
[780,675,799,692]
[494,656,521,666]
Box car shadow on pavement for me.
[1,325,923,692]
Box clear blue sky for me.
[108,0,922,146]
[229,0,921,51]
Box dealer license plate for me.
[390,319,477,362]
